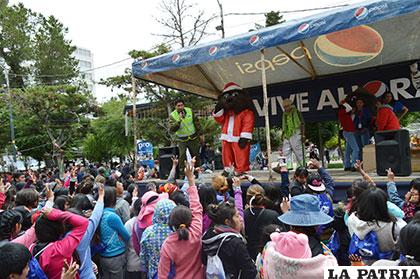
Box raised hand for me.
[386,168,395,182]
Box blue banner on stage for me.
[249,61,420,127]
[137,140,154,168]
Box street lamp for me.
[0,56,17,170]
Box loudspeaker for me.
[158,146,179,179]
[214,153,223,170]
[375,129,411,176]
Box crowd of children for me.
[0,157,420,279]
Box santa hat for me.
[222,82,242,93]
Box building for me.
[73,47,95,93]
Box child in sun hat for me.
[278,194,334,257]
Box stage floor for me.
[144,169,420,184]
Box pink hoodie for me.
[262,242,337,279]
[158,185,204,279]
[36,209,88,279]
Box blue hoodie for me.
[99,207,130,257]
[140,199,176,279]
[77,201,104,279]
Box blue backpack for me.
[317,193,334,235]
[326,230,340,256]
[27,243,52,279]
[348,230,393,261]
[317,193,334,217]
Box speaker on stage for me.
[158,146,179,179]
[375,129,411,176]
[214,153,223,170]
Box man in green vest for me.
[281,98,305,169]
[169,99,201,176]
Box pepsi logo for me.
[363,80,388,97]
[141,61,148,69]
[355,6,368,20]
[209,46,218,56]
[314,25,383,67]
[172,54,181,63]
[298,23,310,34]
[249,35,259,46]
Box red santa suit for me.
[213,82,255,173]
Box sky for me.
[10,0,363,103]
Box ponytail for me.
[176,224,189,241]
[169,205,192,241]
[207,202,236,225]
[246,185,267,215]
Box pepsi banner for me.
[133,0,419,78]
[249,61,420,126]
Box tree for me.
[0,1,35,87]
[83,99,133,163]
[10,85,95,173]
[33,15,79,85]
[0,1,79,87]
[100,45,213,119]
[265,11,285,27]
[154,0,214,48]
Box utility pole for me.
[216,0,225,38]
[0,57,17,171]
[131,76,138,174]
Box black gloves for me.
[238,137,249,149]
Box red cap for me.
[222,82,242,93]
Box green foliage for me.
[0,1,78,87]
[199,117,221,146]
[325,135,339,149]
[33,15,78,85]
[265,11,285,27]
[4,85,95,163]
[400,112,420,127]
[0,2,35,87]
[305,121,338,147]
[83,99,133,162]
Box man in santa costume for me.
[213,82,255,175]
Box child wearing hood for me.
[140,198,176,279]
[132,191,168,256]
[261,231,337,279]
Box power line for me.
[223,4,350,16]
[4,3,349,79]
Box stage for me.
[137,168,419,203]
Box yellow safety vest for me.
[171,107,196,138]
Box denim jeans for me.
[354,129,370,160]
[343,131,360,168]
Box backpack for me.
[206,233,239,279]
[348,230,393,261]
[316,193,334,235]
[326,230,340,256]
[317,193,333,217]
[27,243,52,279]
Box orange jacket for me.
[376,106,400,131]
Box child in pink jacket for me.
[158,161,204,279]
[33,208,88,279]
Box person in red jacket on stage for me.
[213,82,255,175]
[376,100,401,131]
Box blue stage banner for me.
[248,61,420,127]
[133,0,419,77]
[137,140,154,168]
